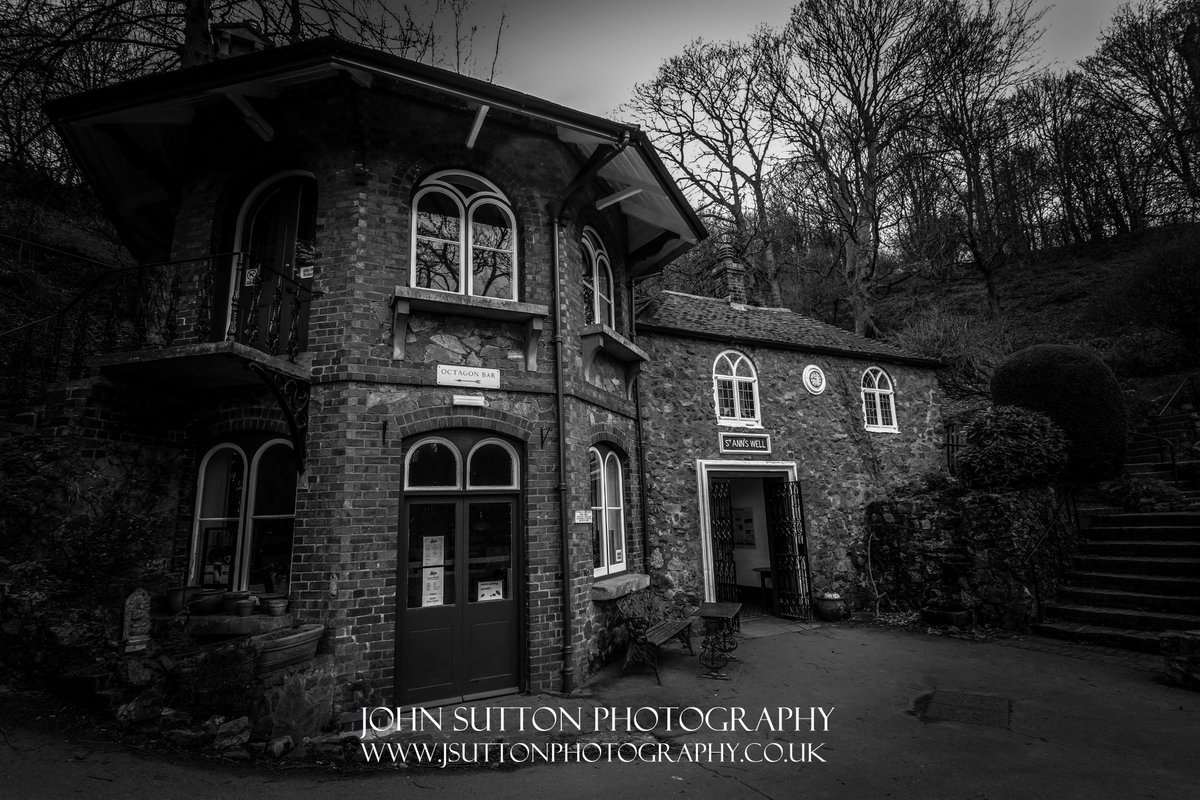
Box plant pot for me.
[921,607,973,627]
[235,598,255,617]
[251,624,324,673]
[188,589,225,615]
[166,585,202,614]
[264,597,289,617]
[812,596,848,622]
[222,591,250,615]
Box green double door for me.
[397,496,520,705]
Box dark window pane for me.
[406,502,457,608]
[415,240,460,292]
[200,448,244,518]
[247,518,294,595]
[253,443,296,516]
[471,249,512,298]
[469,443,514,486]
[408,441,458,487]
[416,191,460,240]
[468,501,512,603]
[471,203,512,250]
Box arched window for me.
[466,439,520,489]
[190,438,296,594]
[412,171,517,300]
[404,437,462,489]
[591,445,626,577]
[582,228,614,326]
[862,367,898,432]
[713,350,760,427]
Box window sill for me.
[865,425,900,434]
[391,285,548,370]
[580,323,648,399]
[717,419,763,430]
[590,572,650,602]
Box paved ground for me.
[2,620,1197,799]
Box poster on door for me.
[422,536,444,567]
[421,567,444,607]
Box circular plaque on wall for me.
[802,365,826,395]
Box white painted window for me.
[411,170,517,300]
[590,445,627,577]
[862,366,898,432]
[713,350,761,427]
[404,437,462,490]
[190,438,296,594]
[582,227,615,326]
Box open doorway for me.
[698,461,813,620]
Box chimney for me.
[711,244,747,304]
[211,23,273,59]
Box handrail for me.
[1130,430,1178,483]
[1023,487,1077,623]
[0,251,244,340]
[1156,376,1197,417]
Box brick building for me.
[38,36,941,709]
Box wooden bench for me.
[616,590,698,684]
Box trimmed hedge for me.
[991,344,1126,483]
[955,406,1068,489]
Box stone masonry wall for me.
[639,332,943,603]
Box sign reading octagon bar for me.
[718,432,772,454]
[436,364,500,389]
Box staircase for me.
[1034,410,1200,651]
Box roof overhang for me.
[47,37,707,266]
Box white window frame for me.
[862,366,899,433]
[403,436,463,490]
[465,438,521,490]
[582,227,615,327]
[189,439,296,592]
[590,445,627,578]
[410,170,518,300]
[713,350,762,428]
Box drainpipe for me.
[631,280,652,586]
[548,133,630,695]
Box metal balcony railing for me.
[1,237,316,413]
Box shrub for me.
[954,406,1068,489]
[887,306,1014,402]
[991,344,1127,483]
[1096,475,1193,512]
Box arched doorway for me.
[396,431,523,705]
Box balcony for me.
[1,238,317,412]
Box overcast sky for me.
[459,0,1129,117]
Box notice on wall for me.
[436,364,500,389]
[573,509,594,524]
[732,507,756,549]
[422,536,444,567]
[422,567,444,607]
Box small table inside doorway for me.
[753,567,773,615]
[696,601,742,680]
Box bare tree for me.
[626,39,787,304]
[759,0,947,338]
[0,0,506,180]
[924,0,1044,319]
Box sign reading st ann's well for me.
[436,364,500,388]
[718,432,772,454]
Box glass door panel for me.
[406,502,457,609]
[467,501,513,603]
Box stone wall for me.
[866,484,1069,627]
[639,333,943,602]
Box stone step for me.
[1030,621,1163,653]
[1081,540,1200,558]
[1072,555,1200,577]
[1057,586,1200,614]
[1089,512,1200,527]
[1041,602,1200,632]
[1067,571,1200,595]
[1124,463,1177,476]
[1084,525,1200,542]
